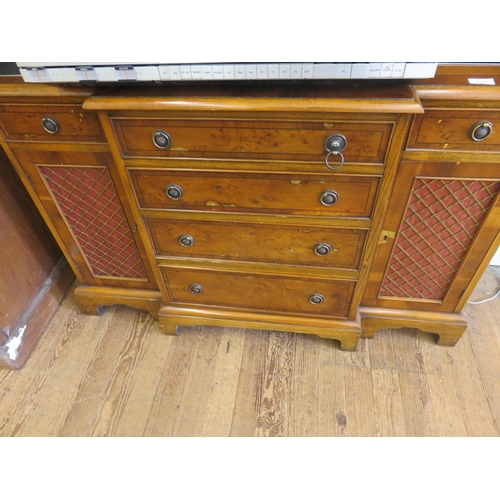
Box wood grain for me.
[317,362,346,437]
[201,328,246,436]
[371,369,406,436]
[368,329,399,370]
[255,331,296,437]
[130,169,380,218]
[111,316,174,436]
[113,118,392,163]
[0,104,106,143]
[343,365,376,436]
[143,326,201,436]
[171,327,225,436]
[146,217,368,270]
[443,320,499,436]
[85,310,167,437]
[287,333,319,437]
[425,373,468,436]
[407,110,500,151]
[462,300,500,434]
[1,300,115,436]
[229,329,268,437]
[56,306,142,436]
[3,70,500,436]
[0,266,500,436]
[399,370,438,437]
[84,82,423,113]
[0,290,77,432]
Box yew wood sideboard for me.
[2,64,500,354]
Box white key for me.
[223,65,235,79]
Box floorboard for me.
[2,267,500,437]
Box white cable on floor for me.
[468,266,500,305]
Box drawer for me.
[408,110,500,151]
[160,266,355,318]
[0,104,106,143]
[113,118,392,163]
[146,217,368,269]
[130,170,379,218]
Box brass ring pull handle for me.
[152,130,172,149]
[470,122,494,141]
[324,134,347,171]
[179,235,194,247]
[189,284,203,294]
[41,116,60,134]
[325,151,345,171]
[165,184,183,200]
[310,293,324,305]
[320,190,339,206]
[314,243,332,256]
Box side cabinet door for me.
[13,149,157,289]
[363,160,500,312]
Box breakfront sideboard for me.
[1,64,499,354]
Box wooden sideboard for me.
[2,64,500,358]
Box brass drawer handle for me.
[41,116,60,134]
[320,190,339,206]
[166,184,183,200]
[189,284,203,294]
[179,234,194,247]
[324,134,346,171]
[310,293,324,304]
[314,243,331,256]
[152,130,172,149]
[470,122,493,141]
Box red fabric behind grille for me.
[380,178,500,301]
[40,165,147,279]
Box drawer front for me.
[113,118,392,163]
[130,170,379,217]
[408,110,500,151]
[147,218,367,269]
[0,105,106,143]
[160,266,355,317]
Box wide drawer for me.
[146,217,367,269]
[160,266,355,318]
[0,104,106,143]
[130,170,379,217]
[113,118,392,163]
[407,110,500,151]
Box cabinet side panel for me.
[39,165,147,279]
[380,178,500,301]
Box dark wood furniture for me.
[2,64,500,362]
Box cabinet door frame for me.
[363,160,500,312]
[12,148,158,289]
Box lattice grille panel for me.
[40,165,147,279]
[380,178,500,301]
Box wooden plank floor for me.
[2,267,500,437]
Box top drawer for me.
[112,118,392,164]
[407,110,500,151]
[0,104,106,143]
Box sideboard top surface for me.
[1,64,500,109]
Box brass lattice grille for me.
[380,178,500,301]
[40,165,147,279]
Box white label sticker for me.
[76,67,97,81]
[115,66,137,81]
[26,68,49,82]
[469,78,496,85]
